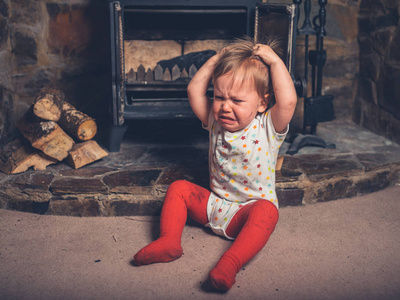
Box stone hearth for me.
[1,118,400,217]
[1,0,400,217]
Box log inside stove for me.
[125,50,216,84]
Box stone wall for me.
[354,0,400,144]
[0,0,109,144]
[1,0,362,143]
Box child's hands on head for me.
[253,44,281,66]
[219,46,231,55]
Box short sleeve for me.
[263,110,289,148]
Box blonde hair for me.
[213,37,282,106]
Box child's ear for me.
[257,93,271,112]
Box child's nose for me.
[221,102,231,112]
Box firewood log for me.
[66,140,108,169]
[58,102,97,141]
[16,107,74,161]
[32,87,65,121]
[0,139,58,174]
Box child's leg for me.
[209,200,279,290]
[133,180,210,266]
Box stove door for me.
[254,3,297,78]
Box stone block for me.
[324,54,358,80]
[49,198,100,217]
[278,155,301,171]
[314,178,357,202]
[22,69,52,97]
[0,17,8,46]
[103,169,161,194]
[276,168,302,183]
[0,171,52,203]
[51,178,108,195]
[354,171,391,195]
[299,154,364,182]
[46,3,92,58]
[359,54,381,82]
[276,188,304,207]
[373,27,397,56]
[29,172,54,191]
[359,0,382,14]
[324,82,355,118]
[388,27,400,61]
[379,64,400,119]
[99,145,147,168]
[9,172,32,190]
[7,200,50,215]
[358,35,374,57]
[107,199,163,216]
[5,172,55,203]
[358,100,400,145]
[10,0,40,25]
[357,78,378,105]
[157,165,209,188]
[356,152,400,171]
[0,85,13,139]
[358,16,375,35]
[329,3,359,42]
[59,167,115,178]
[12,31,37,65]
[0,0,8,18]
[144,146,208,166]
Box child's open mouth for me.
[219,115,236,125]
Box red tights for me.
[133,180,279,291]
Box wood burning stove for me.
[108,0,298,151]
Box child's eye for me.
[233,99,244,103]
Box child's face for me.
[213,72,268,132]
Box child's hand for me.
[219,46,231,56]
[253,43,297,134]
[253,44,281,66]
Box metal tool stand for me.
[286,0,336,155]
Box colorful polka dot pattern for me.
[206,193,257,240]
[208,110,287,210]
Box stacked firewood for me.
[0,87,108,174]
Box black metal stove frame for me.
[107,0,315,152]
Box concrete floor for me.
[1,185,400,300]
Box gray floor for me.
[1,185,400,300]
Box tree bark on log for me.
[16,108,74,161]
[0,139,58,174]
[58,102,97,141]
[66,140,108,169]
[32,87,65,121]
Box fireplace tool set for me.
[286,0,336,154]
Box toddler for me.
[133,37,297,291]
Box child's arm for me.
[254,44,297,133]
[187,54,220,127]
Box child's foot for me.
[208,259,237,291]
[133,238,183,266]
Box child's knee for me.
[166,180,194,195]
[168,180,190,191]
[250,200,279,224]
